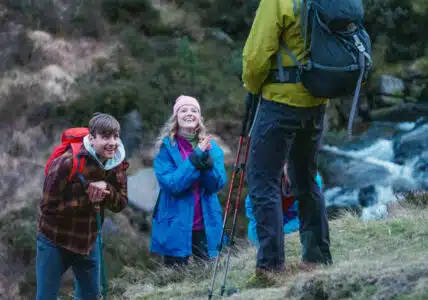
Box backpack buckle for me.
[353,35,365,52]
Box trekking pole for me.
[95,204,108,300]
[77,173,108,300]
[219,130,251,296]
[208,93,258,300]
[219,94,259,296]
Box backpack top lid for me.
[308,0,365,24]
[44,127,89,177]
[61,127,90,143]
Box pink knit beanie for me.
[173,95,200,115]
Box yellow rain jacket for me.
[242,0,328,107]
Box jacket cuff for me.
[243,81,260,95]
[201,153,214,170]
[189,150,205,169]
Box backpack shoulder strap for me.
[68,142,85,181]
[276,38,303,83]
[276,0,306,82]
[299,0,311,51]
[278,39,302,68]
[300,0,305,36]
[292,0,297,15]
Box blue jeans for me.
[36,233,100,300]
[246,98,332,271]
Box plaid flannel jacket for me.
[38,146,129,255]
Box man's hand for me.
[88,181,110,203]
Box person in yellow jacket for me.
[242,0,332,285]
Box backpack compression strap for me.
[347,33,372,136]
[347,50,366,136]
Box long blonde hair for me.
[154,114,208,153]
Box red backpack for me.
[44,127,89,180]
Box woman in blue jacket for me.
[245,164,323,248]
[150,95,227,267]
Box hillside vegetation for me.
[1,0,428,299]
[111,193,428,300]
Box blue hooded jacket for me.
[150,137,226,258]
[245,172,323,248]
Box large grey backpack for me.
[275,0,373,135]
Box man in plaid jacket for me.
[36,113,129,300]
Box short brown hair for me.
[88,112,120,137]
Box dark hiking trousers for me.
[164,230,209,267]
[246,98,332,271]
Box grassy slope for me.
[112,201,428,300]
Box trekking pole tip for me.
[220,285,225,296]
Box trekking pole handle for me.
[241,93,255,137]
[77,173,102,213]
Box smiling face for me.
[176,104,201,131]
[89,132,120,161]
